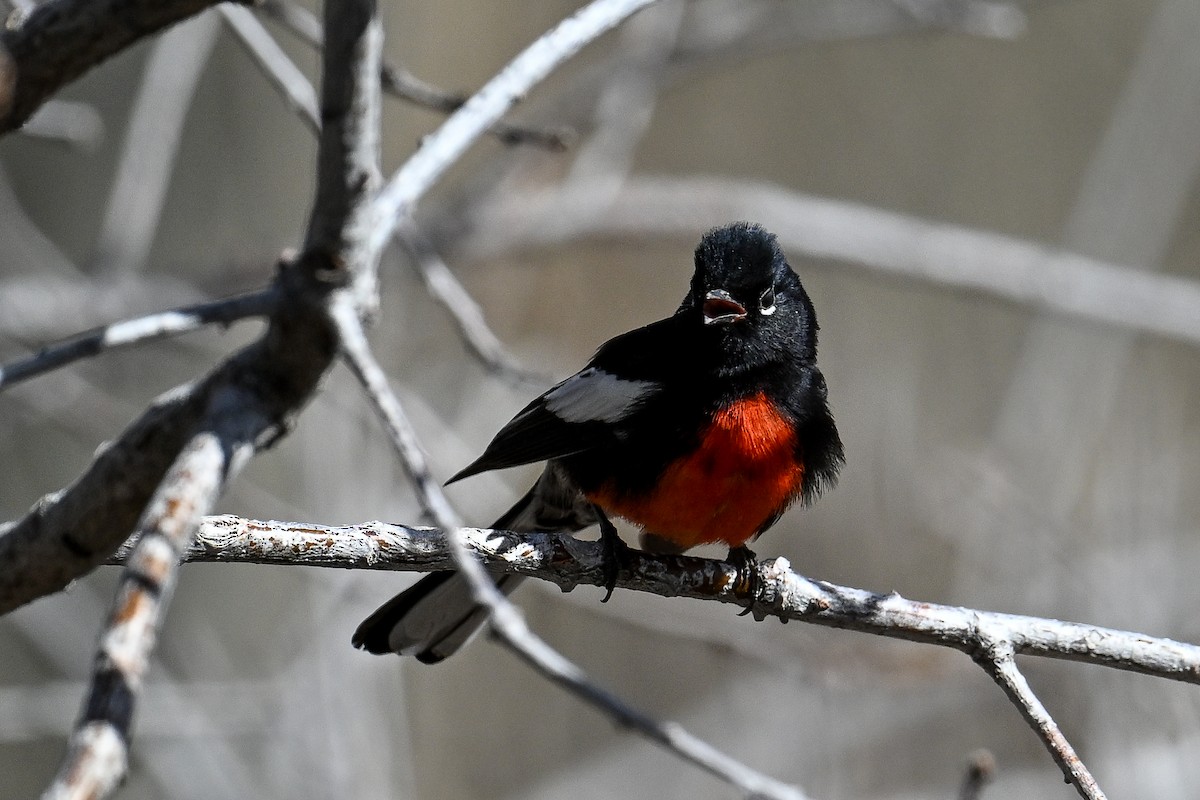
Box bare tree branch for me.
[380,63,573,150]
[43,397,266,799]
[977,647,1104,799]
[128,516,1200,686]
[8,591,271,795]
[219,2,544,390]
[256,0,574,150]
[0,0,237,134]
[302,0,382,306]
[0,381,205,614]
[0,288,278,392]
[4,0,1162,796]
[220,4,320,134]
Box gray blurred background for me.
[3,0,1200,798]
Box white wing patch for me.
[543,367,658,424]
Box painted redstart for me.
[353,222,843,662]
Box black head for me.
[682,222,819,366]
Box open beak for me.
[703,289,747,325]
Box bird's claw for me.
[596,509,631,603]
[726,545,760,615]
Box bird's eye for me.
[759,286,777,316]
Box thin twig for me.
[330,299,808,800]
[0,275,206,340]
[0,288,278,392]
[90,11,220,276]
[219,4,320,134]
[396,224,549,388]
[255,0,572,149]
[121,516,1200,688]
[363,0,660,266]
[380,62,573,150]
[977,646,1105,799]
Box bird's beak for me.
[703,289,747,325]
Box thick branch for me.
[0,0,237,134]
[0,263,336,616]
[302,0,381,305]
[135,516,1200,687]
[44,397,264,799]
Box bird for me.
[353,221,843,662]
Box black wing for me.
[447,316,686,484]
[446,388,609,483]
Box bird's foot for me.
[596,508,632,603]
[726,545,760,615]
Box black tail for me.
[351,464,595,662]
[351,571,523,662]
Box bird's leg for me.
[593,505,631,603]
[725,545,760,615]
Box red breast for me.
[586,392,805,551]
